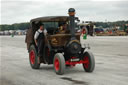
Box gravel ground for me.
[0,35,128,85]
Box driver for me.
[59,22,67,33]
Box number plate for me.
[71,58,80,62]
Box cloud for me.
[1,0,71,24]
[1,0,128,24]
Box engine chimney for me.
[68,8,76,38]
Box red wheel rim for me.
[83,56,89,69]
[54,58,59,71]
[30,50,35,65]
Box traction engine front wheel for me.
[82,51,95,72]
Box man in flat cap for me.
[34,24,47,57]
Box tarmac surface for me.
[0,36,128,85]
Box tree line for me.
[0,23,30,31]
[0,21,128,31]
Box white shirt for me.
[34,29,47,40]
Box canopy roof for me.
[30,16,78,23]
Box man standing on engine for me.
[34,24,47,57]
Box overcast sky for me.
[1,0,128,24]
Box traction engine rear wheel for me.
[29,45,40,69]
[53,53,65,75]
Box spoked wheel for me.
[54,58,59,71]
[29,45,40,69]
[30,50,35,65]
[82,51,95,72]
[53,53,65,75]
